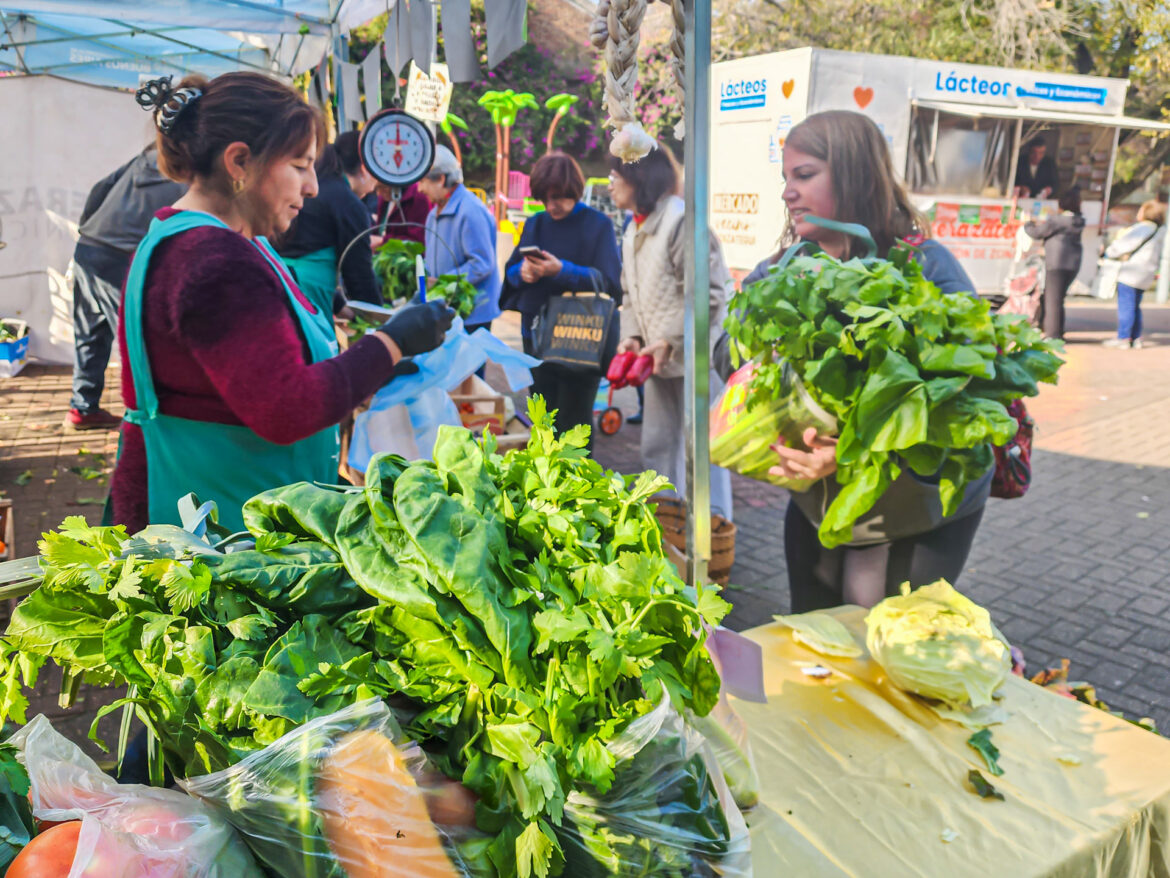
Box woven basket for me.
[652,498,737,585]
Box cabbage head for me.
[864,580,1010,709]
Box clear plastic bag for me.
[9,714,263,878]
[687,695,761,813]
[556,696,753,878]
[709,359,836,492]
[181,699,482,878]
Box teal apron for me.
[282,246,339,318]
[122,211,341,533]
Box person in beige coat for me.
[609,146,734,519]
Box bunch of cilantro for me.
[724,244,1064,548]
[0,398,737,878]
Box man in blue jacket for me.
[417,146,500,336]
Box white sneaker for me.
[1132,338,1146,349]
[1102,338,1131,348]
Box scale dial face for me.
[360,109,436,187]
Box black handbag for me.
[530,268,619,374]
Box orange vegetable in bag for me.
[7,820,81,878]
[316,730,462,878]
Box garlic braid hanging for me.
[597,0,655,161]
[669,0,685,140]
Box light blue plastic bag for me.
[349,321,541,469]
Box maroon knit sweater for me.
[112,209,395,532]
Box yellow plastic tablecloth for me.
[738,607,1170,877]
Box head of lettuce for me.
[865,580,1011,709]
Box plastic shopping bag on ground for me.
[8,714,263,878]
[556,696,753,878]
[709,359,836,492]
[181,699,483,878]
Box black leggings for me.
[784,502,986,611]
[523,336,602,451]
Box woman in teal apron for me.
[276,131,383,315]
[111,72,452,534]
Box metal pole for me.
[683,0,712,586]
[1100,126,1121,235]
[333,27,348,133]
[1006,117,1023,199]
[1157,177,1170,303]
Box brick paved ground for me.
[5,300,1170,748]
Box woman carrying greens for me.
[728,110,987,612]
[111,72,452,534]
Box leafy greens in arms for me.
[724,243,1063,547]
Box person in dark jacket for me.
[66,145,187,430]
[1025,188,1085,340]
[1014,137,1059,199]
[276,131,381,312]
[501,152,622,444]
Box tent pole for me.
[0,12,33,73]
[683,0,712,586]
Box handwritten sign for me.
[404,61,453,123]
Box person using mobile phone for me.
[501,152,622,446]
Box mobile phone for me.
[518,246,542,258]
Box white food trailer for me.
[709,47,1170,293]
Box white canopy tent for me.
[0,0,525,362]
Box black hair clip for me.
[136,75,202,135]
[136,75,173,111]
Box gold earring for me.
[232,178,245,195]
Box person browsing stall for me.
[610,144,734,520]
[727,110,986,612]
[66,144,186,431]
[501,151,622,442]
[276,131,382,312]
[1024,187,1085,340]
[111,73,452,534]
[417,146,501,334]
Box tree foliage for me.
[712,0,1169,199]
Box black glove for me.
[379,301,455,358]
[393,357,420,376]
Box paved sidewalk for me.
[4,302,1170,745]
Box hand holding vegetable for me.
[378,301,454,357]
[770,428,838,482]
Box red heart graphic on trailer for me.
[782,79,795,99]
[853,86,874,109]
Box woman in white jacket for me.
[1104,200,1166,349]
[609,145,734,520]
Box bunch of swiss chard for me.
[429,274,479,319]
[372,238,425,303]
[0,398,739,878]
[724,244,1064,548]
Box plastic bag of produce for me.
[8,714,262,878]
[709,359,836,491]
[556,696,752,878]
[181,699,483,878]
[687,695,761,812]
[865,580,1011,711]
